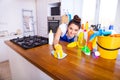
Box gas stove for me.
[10,35,48,49]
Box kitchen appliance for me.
[48,20,60,33]
[10,35,48,49]
[50,2,61,16]
[47,16,61,33]
[51,7,60,16]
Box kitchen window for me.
[99,0,118,27]
[81,0,118,28]
[82,0,96,24]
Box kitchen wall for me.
[0,0,37,35]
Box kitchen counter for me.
[5,40,120,80]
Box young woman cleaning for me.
[53,15,81,45]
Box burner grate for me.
[10,35,48,49]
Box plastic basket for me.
[97,35,120,59]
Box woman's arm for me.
[53,27,62,46]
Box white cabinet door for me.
[0,39,8,62]
[0,35,22,62]
[7,45,53,80]
[36,0,48,37]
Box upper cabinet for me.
[48,0,82,18]
[48,0,61,16]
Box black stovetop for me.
[10,35,48,49]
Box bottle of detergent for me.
[87,27,94,51]
[85,21,89,31]
[109,25,116,34]
[66,10,71,22]
[81,24,84,30]
[87,27,94,42]
[77,30,86,48]
[49,30,54,45]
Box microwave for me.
[51,7,60,16]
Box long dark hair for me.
[68,15,81,29]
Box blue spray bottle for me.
[66,10,71,22]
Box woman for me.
[54,15,81,45]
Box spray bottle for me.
[109,25,116,34]
[66,10,71,22]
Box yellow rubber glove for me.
[77,31,85,48]
[67,31,85,48]
[67,41,77,48]
[54,44,63,59]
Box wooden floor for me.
[0,60,12,80]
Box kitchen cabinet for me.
[36,0,48,37]
[5,40,120,80]
[6,45,52,80]
[0,35,22,62]
[48,0,82,17]
[0,38,9,62]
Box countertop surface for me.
[5,41,120,80]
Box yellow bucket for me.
[97,34,120,59]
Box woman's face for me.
[67,23,79,38]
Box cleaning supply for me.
[87,42,93,51]
[66,10,71,22]
[61,9,69,24]
[81,24,84,30]
[49,30,54,45]
[108,25,116,34]
[52,44,67,59]
[77,31,86,48]
[97,35,120,59]
[81,45,91,55]
[67,30,85,48]
[91,49,100,58]
[95,51,100,57]
[67,41,77,48]
[85,21,89,31]
[54,44,63,58]
[89,29,112,41]
[87,28,94,50]
[109,25,113,30]
[84,30,88,45]
[87,28,94,42]
[82,29,91,55]
[91,37,97,49]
